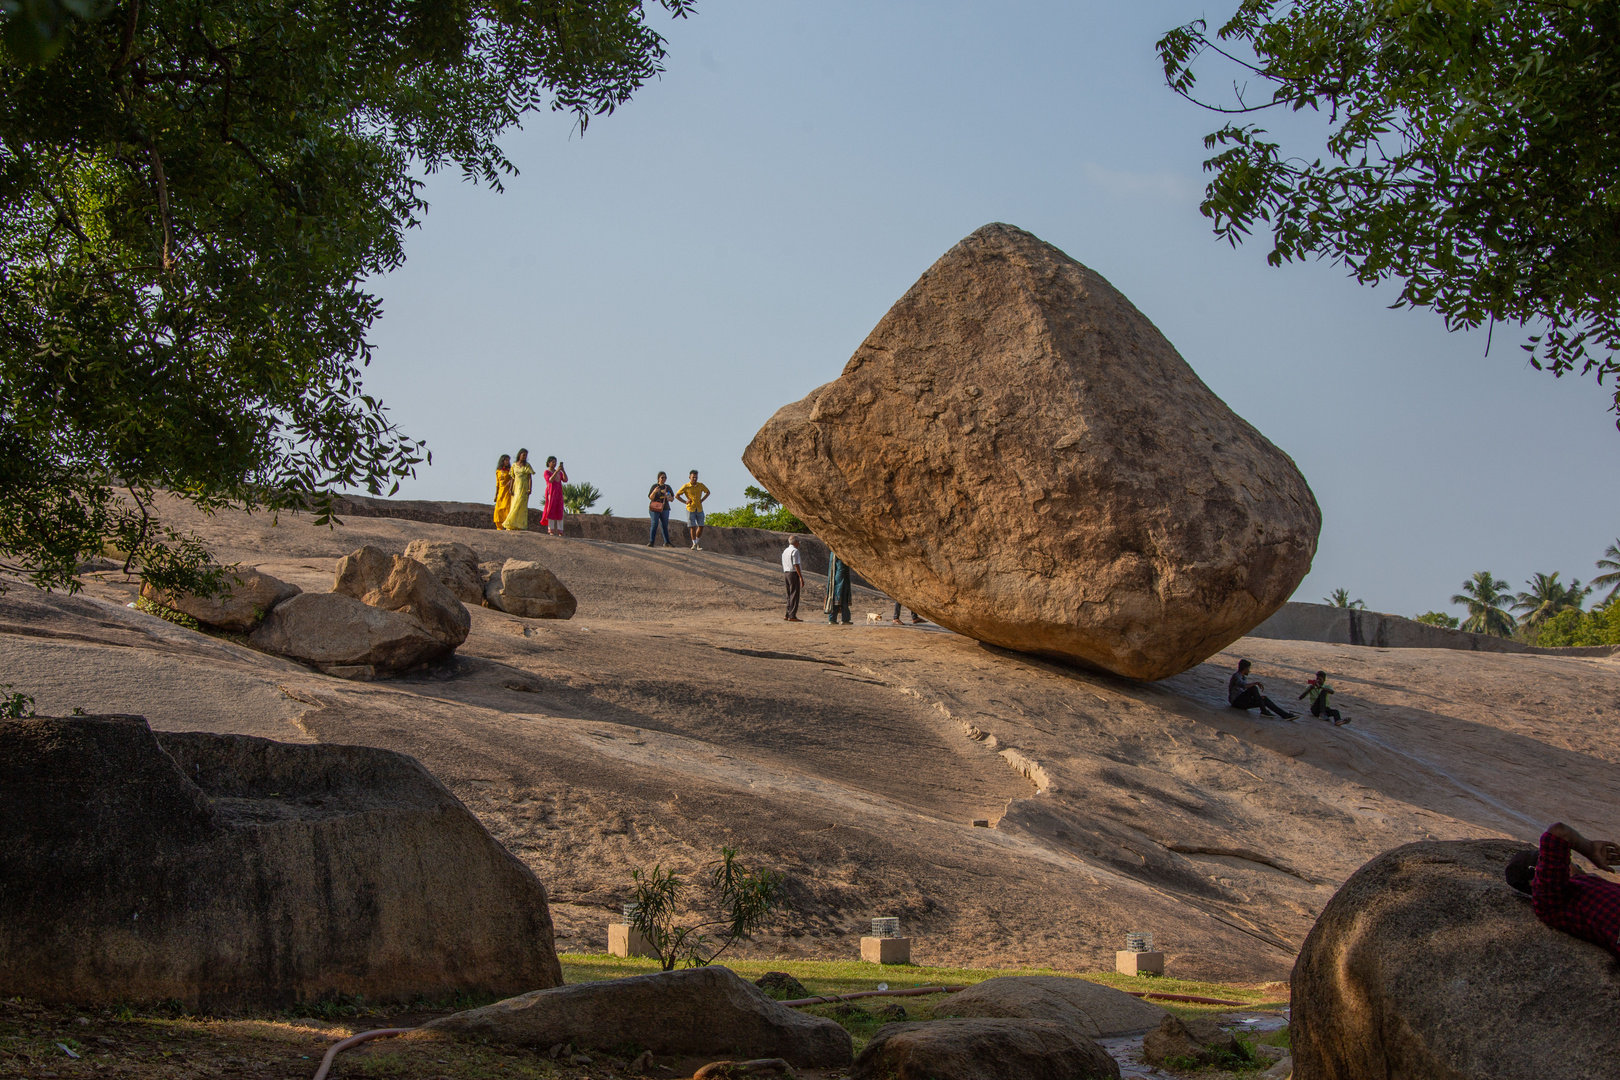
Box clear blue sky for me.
[361,1,1620,619]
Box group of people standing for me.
[780,541,925,626]
[494,450,567,534]
[647,470,711,549]
[1227,659,1352,726]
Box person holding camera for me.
[541,456,567,536]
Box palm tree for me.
[1324,588,1364,608]
[1451,571,1516,637]
[1594,540,1620,605]
[563,481,602,516]
[1513,572,1591,628]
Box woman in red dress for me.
[542,456,568,536]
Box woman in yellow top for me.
[493,454,514,528]
[503,449,535,531]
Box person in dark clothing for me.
[891,600,924,624]
[646,471,675,547]
[1299,670,1351,726]
[1506,822,1620,957]
[1227,659,1297,719]
[826,554,853,625]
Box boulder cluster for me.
[142,540,576,679]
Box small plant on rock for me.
[629,846,787,972]
[2,684,35,719]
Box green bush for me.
[135,596,202,632]
[705,485,809,533]
[1535,604,1620,647]
[1414,611,1460,629]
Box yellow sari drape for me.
[493,468,514,528]
[503,462,534,530]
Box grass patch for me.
[134,595,201,631]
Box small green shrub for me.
[1,684,35,719]
[1414,611,1459,629]
[628,846,788,971]
[135,596,202,631]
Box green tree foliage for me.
[1,0,690,593]
[1324,588,1364,608]
[1450,571,1516,637]
[1535,601,1620,648]
[705,485,809,533]
[1593,540,1620,606]
[1159,2,1620,421]
[1512,571,1590,629]
[1413,610,1459,629]
[1,683,35,718]
[628,847,787,972]
[563,481,602,516]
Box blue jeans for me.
[649,508,671,545]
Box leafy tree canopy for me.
[1,0,690,593]
[1159,1,1620,421]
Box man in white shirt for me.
[782,537,803,622]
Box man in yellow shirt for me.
[676,470,712,550]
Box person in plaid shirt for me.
[1505,822,1620,955]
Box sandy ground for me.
[5,499,1618,983]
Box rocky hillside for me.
[3,495,1616,982]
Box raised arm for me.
[1550,822,1620,872]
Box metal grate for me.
[1125,931,1153,953]
[871,917,901,938]
[622,903,640,924]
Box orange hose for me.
[310,1027,414,1080]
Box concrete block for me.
[862,936,911,964]
[1116,949,1164,976]
[608,923,657,959]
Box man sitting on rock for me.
[1227,659,1297,719]
[1507,822,1620,955]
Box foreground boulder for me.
[743,223,1320,680]
[487,558,577,619]
[421,966,850,1066]
[938,976,1165,1037]
[334,545,471,649]
[1292,839,1620,1080]
[248,591,447,676]
[1141,1015,1245,1068]
[852,1019,1120,1080]
[404,539,486,604]
[140,569,300,632]
[0,715,562,1010]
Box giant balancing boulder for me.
[0,715,562,1010]
[743,223,1320,680]
[1290,839,1620,1080]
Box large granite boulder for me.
[1291,839,1620,1080]
[421,966,850,1066]
[140,569,300,632]
[488,559,577,619]
[937,976,1166,1037]
[333,545,471,649]
[248,591,448,676]
[0,715,562,1010]
[743,223,1320,680]
[404,539,486,604]
[852,1019,1120,1080]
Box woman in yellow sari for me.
[502,448,535,531]
[493,454,514,528]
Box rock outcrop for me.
[248,591,447,676]
[404,539,486,604]
[421,966,850,1066]
[1291,839,1620,1080]
[852,1019,1120,1080]
[487,559,577,619]
[140,569,300,632]
[0,715,562,1010]
[938,976,1166,1037]
[1141,1015,1245,1068]
[333,545,471,649]
[743,223,1320,680]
